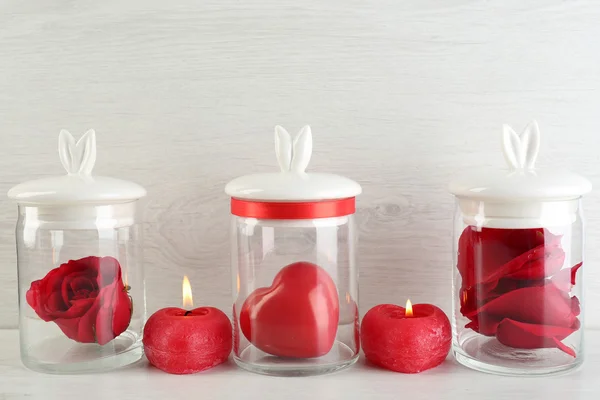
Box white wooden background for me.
[1,0,599,329]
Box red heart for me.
[239,261,339,358]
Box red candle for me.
[143,276,232,374]
[361,300,451,373]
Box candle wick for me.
[184,310,192,316]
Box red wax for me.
[143,307,232,374]
[240,261,339,358]
[361,303,451,373]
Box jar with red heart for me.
[8,129,147,374]
[448,121,591,376]
[225,125,362,376]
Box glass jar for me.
[449,121,591,376]
[225,125,362,376]
[8,129,147,374]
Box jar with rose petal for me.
[8,129,147,374]
[225,125,361,376]
[448,121,591,376]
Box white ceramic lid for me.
[448,121,592,201]
[8,129,147,205]
[225,125,362,201]
[449,121,592,229]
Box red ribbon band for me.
[231,197,356,219]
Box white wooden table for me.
[1,329,598,399]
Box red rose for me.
[26,256,132,345]
[457,227,581,356]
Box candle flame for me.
[236,273,240,294]
[182,276,193,309]
[405,299,413,317]
[346,293,351,303]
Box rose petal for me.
[97,257,122,288]
[459,228,545,271]
[504,244,565,280]
[460,277,545,317]
[39,259,98,310]
[95,308,113,345]
[54,300,99,343]
[571,296,581,317]
[496,318,578,357]
[59,269,97,303]
[460,280,505,316]
[465,284,578,328]
[49,297,96,320]
[459,232,565,319]
[70,276,95,292]
[78,301,100,343]
[484,243,564,285]
[68,275,97,301]
[53,318,84,342]
[458,227,556,286]
[26,280,55,321]
[462,278,518,305]
[458,227,564,288]
[62,257,101,275]
[26,280,40,309]
[571,263,583,285]
[48,258,97,293]
[551,262,583,292]
[60,274,73,306]
[466,316,502,336]
[44,267,68,296]
[44,291,68,316]
[504,228,550,250]
[94,281,131,345]
[111,285,132,340]
[93,257,129,345]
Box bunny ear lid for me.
[502,121,540,171]
[275,125,293,172]
[59,129,97,175]
[7,129,146,204]
[290,125,313,174]
[448,120,591,213]
[275,125,313,174]
[224,125,362,202]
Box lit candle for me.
[361,299,451,373]
[143,276,232,374]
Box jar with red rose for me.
[225,125,361,376]
[449,121,592,376]
[8,130,147,374]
